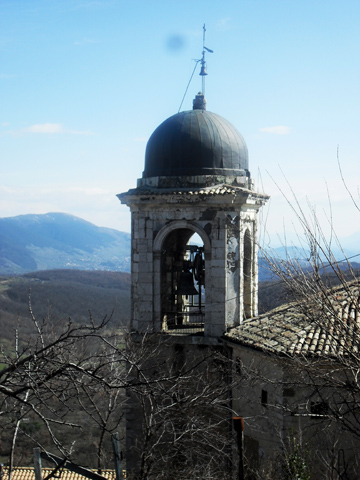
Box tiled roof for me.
[0,468,117,480]
[225,280,360,357]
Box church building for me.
[118,87,360,478]
[118,86,270,476]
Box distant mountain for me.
[258,242,360,282]
[0,213,131,274]
[2,212,359,278]
[262,232,360,264]
[335,231,360,261]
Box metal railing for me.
[162,310,205,335]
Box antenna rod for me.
[200,24,207,95]
[202,24,206,94]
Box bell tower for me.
[118,92,268,337]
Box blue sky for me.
[1,0,359,245]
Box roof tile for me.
[225,280,360,357]
[1,468,117,480]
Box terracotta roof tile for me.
[0,468,117,480]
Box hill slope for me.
[0,213,131,274]
[0,269,131,347]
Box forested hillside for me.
[0,269,131,347]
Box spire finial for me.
[193,91,207,110]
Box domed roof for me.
[143,106,249,179]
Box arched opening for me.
[161,229,205,333]
[243,229,252,319]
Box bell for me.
[177,270,198,296]
[199,64,208,76]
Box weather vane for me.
[178,24,214,113]
[199,23,213,96]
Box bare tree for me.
[255,173,360,477]
[124,333,239,480]
[0,299,129,473]
[1,302,244,479]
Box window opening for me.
[243,230,252,318]
[261,389,268,407]
[310,401,329,418]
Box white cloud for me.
[12,123,94,136]
[24,123,64,134]
[259,126,292,135]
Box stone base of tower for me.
[124,332,234,479]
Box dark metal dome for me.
[143,108,249,178]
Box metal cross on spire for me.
[199,23,213,96]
